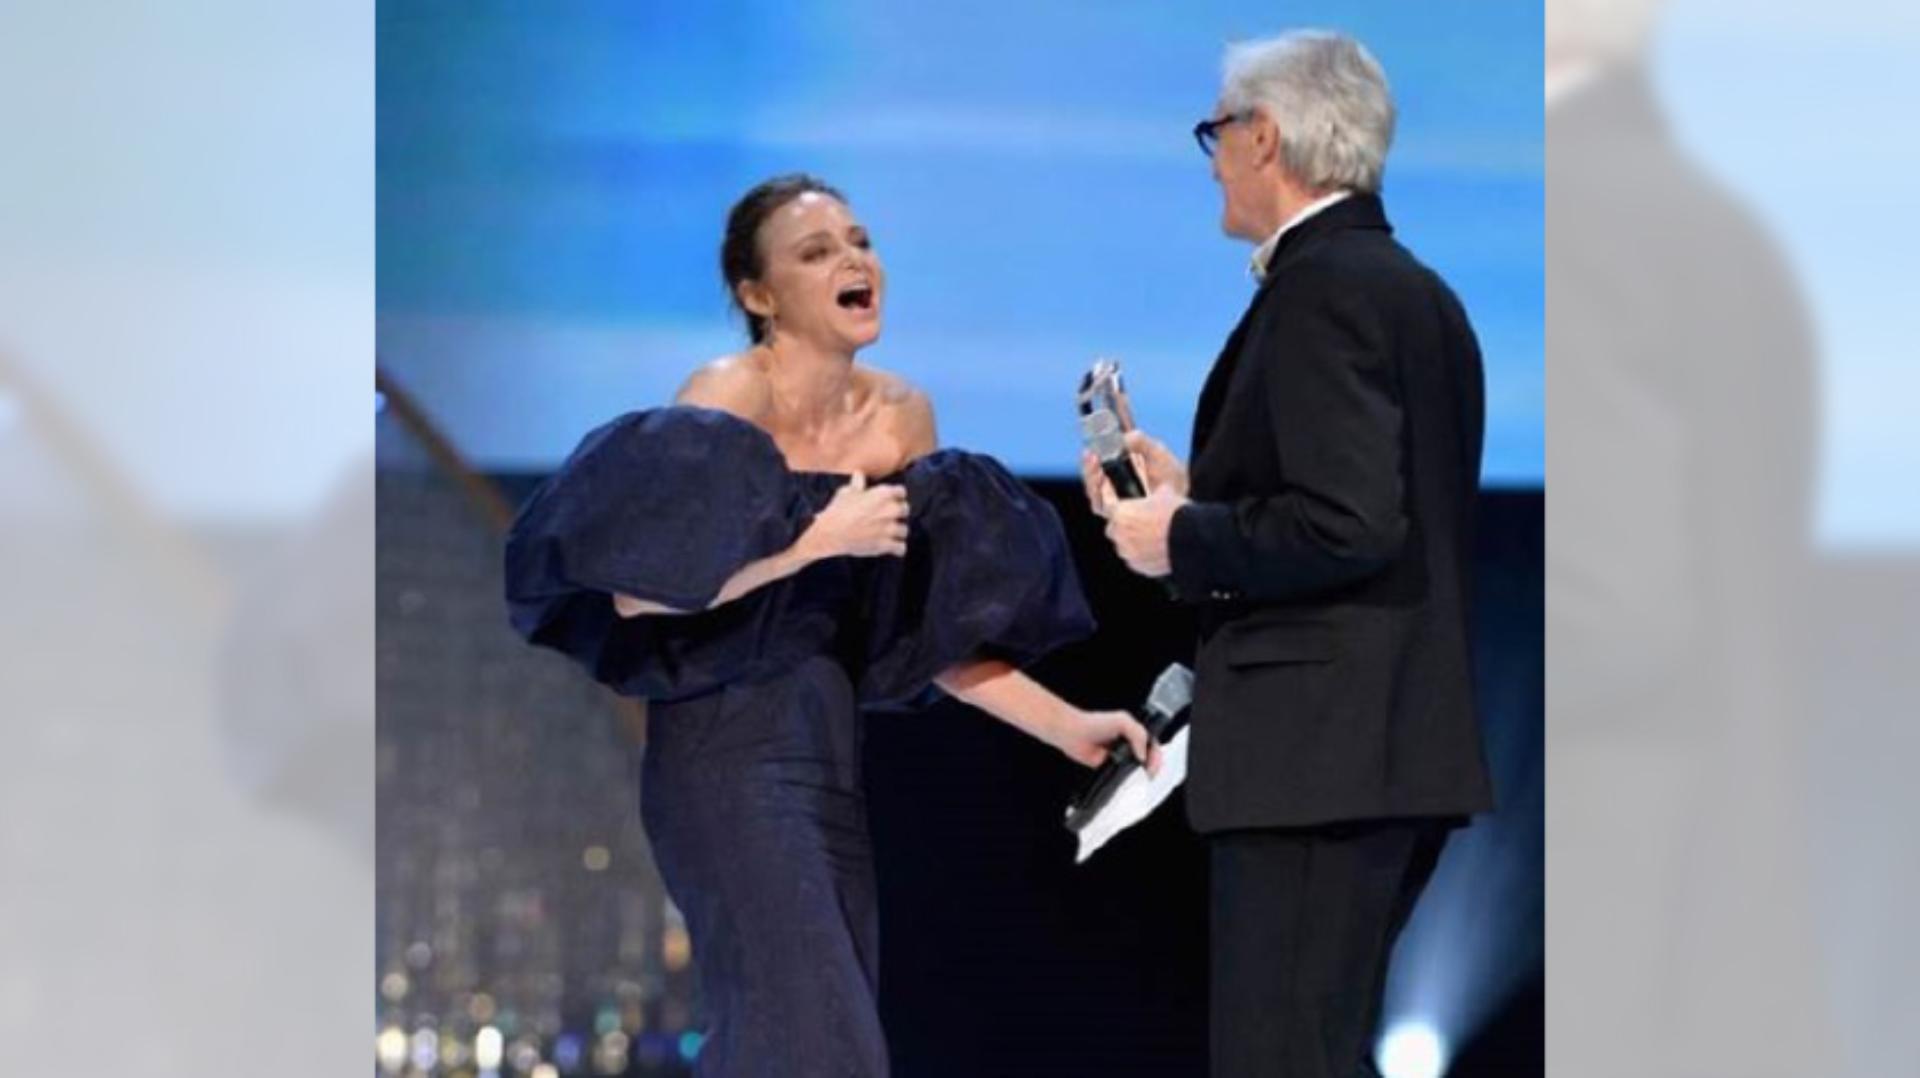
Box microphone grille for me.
[1080,409,1126,460]
[1145,663,1195,719]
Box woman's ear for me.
[736,279,775,322]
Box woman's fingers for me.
[1122,717,1155,774]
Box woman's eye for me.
[801,249,826,262]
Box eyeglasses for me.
[1192,110,1253,158]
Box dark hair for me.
[720,173,847,343]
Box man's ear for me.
[1251,110,1282,169]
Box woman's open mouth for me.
[835,283,875,311]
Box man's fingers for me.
[1123,429,1168,459]
[1082,452,1116,517]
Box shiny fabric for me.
[504,406,1094,1075]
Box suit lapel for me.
[1189,287,1267,461]
[1187,194,1393,463]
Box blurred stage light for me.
[1378,1019,1447,1078]
[379,971,409,1002]
[678,1031,705,1062]
[375,1025,408,1073]
[662,923,692,972]
[474,1025,504,1070]
[409,1027,440,1072]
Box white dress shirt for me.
[1250,189,1353,282]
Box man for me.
[1083,31,1493,1078]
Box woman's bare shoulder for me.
[675,353,774,422]
[857,365,937,455]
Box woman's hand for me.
[1046,707,1162,776]
[799,472,910,559]
[610,474,906,620]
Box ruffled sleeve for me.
[855,451,1096,708]
[503,407,843,699]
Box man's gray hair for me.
[1220,31,1395,194]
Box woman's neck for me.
[757,336,858,436]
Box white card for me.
[1072,726,1190,864]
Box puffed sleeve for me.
[503,407,844,699]
[855,451,1095,708]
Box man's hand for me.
[1080,449,1117,519]
[1123,430,1189,497]
[1080,428,1190,518]
[1105,483,1188,578]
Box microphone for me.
[1078,359,1146,500]
[1064,663,1194,833]
[1081,410,1145,499]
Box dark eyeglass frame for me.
[1192,110,1254,158]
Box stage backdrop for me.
[376,0,1542,484]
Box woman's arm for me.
[614,471,907,617]
[613,361,910,618]
[902,386,1152,769]
[612,540,818,617]
[935,659,1159,772]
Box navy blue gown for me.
[503,406,1094,1076]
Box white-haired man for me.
[1083,31,1493,1077]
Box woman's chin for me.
[842,321,882,350]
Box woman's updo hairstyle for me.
[720,173,847,343]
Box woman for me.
[504,174,1153,1076]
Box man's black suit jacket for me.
[1167,192,1495,833]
